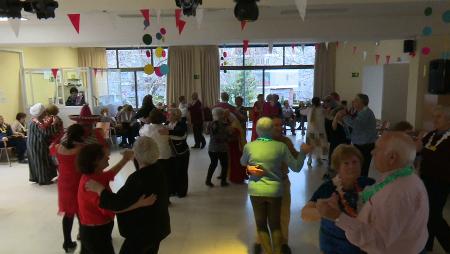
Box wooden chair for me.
[0,140,12,167]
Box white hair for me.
[212,107,225,121]
[256,117,273,138]
[133,136,159,167]
[433,105,450,120]
[383,132,416,166]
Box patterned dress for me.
[27,119,59,184]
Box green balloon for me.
[424,7,432,16]
[143,34,152,45]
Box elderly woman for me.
[11,112,27,136]
[117,104,137,148]
[241,117,309,254]
[159,108,190,197]
[0,115,27,163]
[46,104,65,142]
[419,106,450,253]
[85,137,170,254]
[301,145,375,254]
[28,103,61,185]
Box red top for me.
[77,170,116,225]
[56,151,82,216]
[262,101,280,118]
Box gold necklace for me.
[424,129,450,152]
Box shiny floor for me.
[0,133,448,254]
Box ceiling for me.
[0,0,449,46]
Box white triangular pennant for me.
[301,44,305,53]
[8,18,20,37]
[294,0,308,21]
[196,7,204,28]
[363,51,368,61]
[325,42,329,50]
[268,42,273,54]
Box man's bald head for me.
[372,132,416,173]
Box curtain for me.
[199,46,220,107]
[167,46,196,105]
[313,43,336,98]
[78,48,107,68]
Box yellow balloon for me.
[155,47,164,58]
[144,64,154,75]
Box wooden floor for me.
[0,133,447,254]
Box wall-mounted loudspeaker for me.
[403,40,416,53]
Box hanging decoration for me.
[315,43,320,51]
[352,46,357,54]
[141,9,150,29]
[422,47,431,56]
[268,42,273,54]
[143,34,153,45]
[424,7,433,16]
[146,50,151,58]
[241,21,247,31]
[325,42,329,50]
[301,44,305,53]
[243,40,249,54]
[144,64,155,75]
[155,67,163,77]
[51,68,59,79]
[196,7,204,28]
[160,28,167,35]
[94,68,98,77]
[161,50,166,58]
[160,64,169,75]
[156,33,163,40]
[422,26,432,36]
[375,54,380,64]
[443,10,450,23]
[363,51,367,61]
[336,41,339,48]
[175,9,187,34]
[155,47,164,58]
[386,55,391,64]
[67,14,81,34]
[294,0,308,21]
[8,18,20,37]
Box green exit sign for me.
[352,72,360,78]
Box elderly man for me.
[188,92,206,149]
[317,132,429,254]
[336,93,377,176]
[215,92,244,121]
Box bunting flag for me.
[325,42,329,50]
[301,44,305,53]
[175,9,182,27]
[68,14,80,34]
[94,68,98,77]
[140,9,150,22]
[352,46,357,54]
[292,43,296,51]
[157,9,161,24]
[177,19,186,34]
[375,54,381,64]
[386,55,391,64]
[8,18,20,37]
[294,0,308,20]
[243,40,249,54]
[51,68,59,79]
[315,43,320,51]
[241,20,247,31]
[363,51,367,61]
[268,42,273,54]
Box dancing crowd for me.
[7,89,448,254]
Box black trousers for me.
[353,143,374,177]
[119,238,160,254]
[174,152,190,197]
[158,159,175,196]
[422,177,450,252]
[192,123,206,147]
[1,138,26,160]
[250,196,282,232]
[80,222,115,254]
[206,151,228,183]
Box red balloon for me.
[223,51,228,58]
[155,67,163,77]
[160,28,167,35]
[146,50,151,58]
[161,50,166,58]
[422,47,431,56]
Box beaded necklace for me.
[332,176,361,218]
[361,166,414,203]
[424,129,450,152]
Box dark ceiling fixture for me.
[234,0,259,22]
[0,0,58,19]
[175,0,202,16]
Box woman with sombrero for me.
[63,105,106,146]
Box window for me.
[219,44,315,107]
[105,48,168,108]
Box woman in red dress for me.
[251,94,264,141]
[50,124,85,253]
[227,112,247,184]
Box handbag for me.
[169,138,189,156]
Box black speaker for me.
[429,59,450,94]
[403,40,416,53]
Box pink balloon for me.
[160,28,166,35]
[422,47,431,55]
[146,50,151,58]
[223,51,228,58]
[155,67,163,77]
[161,50,166,58]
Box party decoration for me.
[155,47,164,58]
[196,7,204,28]
[294,0,308,21]
[301,44,305,53]
[94,68,98,77]
[140,9,150,23]
[336,42,339,48]
[67,14,80,34]
[352,46,357,54]
[8,18,20,37]
[220,57,224,61]
[143,34,153,45]
[144,64,154,75]
[409,51,416,58]
[424,7,432,16]
[363,51,367,61]
[325,42,329,50]
[241,20,247,31]
[177,19,186,34]
[422,26,432,36]
[422,47,431,55]
[160,64,169,75]
[160,28,167,35]
[175,9,182,26]
[144,19,150,29]
[243,40,249,54]
[386,55,391,64]
[156,32,162,40]
[155,67,163,77]
[443,10,450,23]
[51,68,59,79]
[292,44,296,51]
[268,42,273,54]
[223,51,228,58]
[314,44,320,51]
[161,50,166,58]
[375,54,380,64]
[146,50,151,58]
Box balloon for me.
[155,67,163,77]
[144,64,154,75]
[161,50,166,58]
[223,52,228,58]
[143,19,150,28]
[220,57,224,60]
[422,27,432,36]
[443,10,450,23]
[146,50,151,58]
[155,47,164,58]
[156,32,162,40]
[143,34,152,45]
[424,7,432,16]
[422,47,431,56]
[160,64,169,75]
[160,28,166,35]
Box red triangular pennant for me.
[386,55,391,64]
[175,9,182,27]
[140,9,150,22]
[353,46,357,54]
[375,54,381,64]
[51,68,59,79]
[315,43,320,51]
[241,21,246,31]
[177,19,186,34]
[94,68,98,77]
[243,40,249,54]
[292,44,296,51]
[67,14,80,34]
[336,42,339,48]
